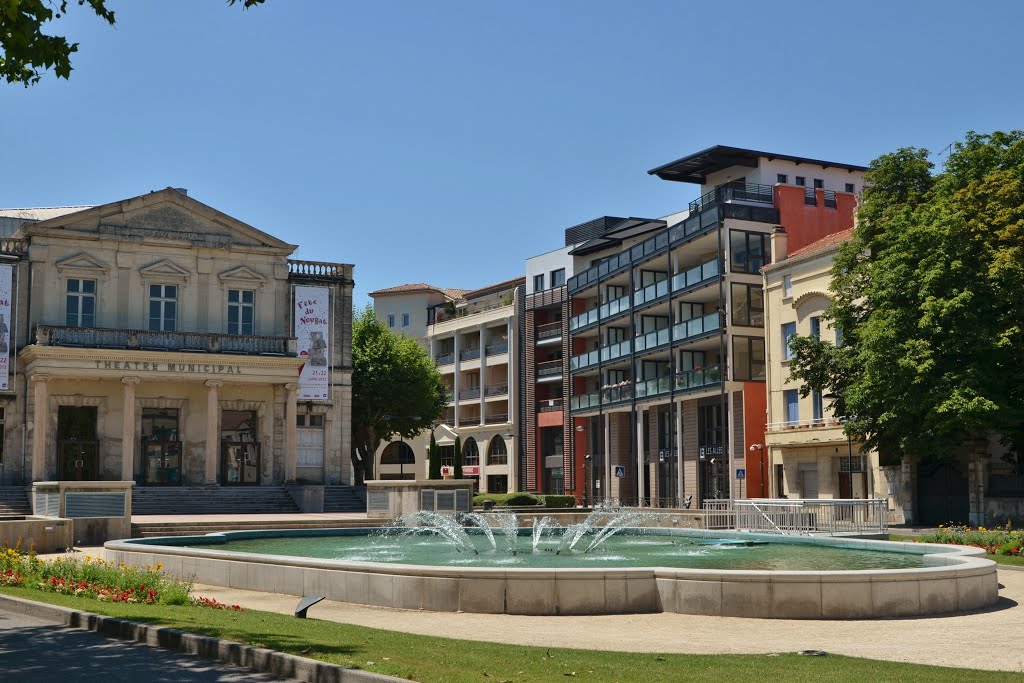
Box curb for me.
[0,593,405,683]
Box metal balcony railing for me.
[485,341,508,355]
[484,413,508,424]
[569,307,599,332]
[633,327,671,354]
[535,321,562,340]
[633,277,670,307]
[570,392,601,411]
[460,347,481,361]
[436,352,455,365]
[689,182,775,214]
[675,364,722,390]
[537,398,563,412]
[767,417,846,432]
[671,258,720,294]
[536,359,563,378]
[458,416,480,426]
[672,311,722,343]
[35,325,296,356]
[461,387,481,400]
[485,383,508,397]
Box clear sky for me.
[2,1,1022,306]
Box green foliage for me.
[351,305,447,484]
[918,523,1023,557]
[472,492,542,507]
[453,436,462,479]
[540,494,577,509]
[789,132,1024,463]
[0,1,262,87]
[427,432,441,480]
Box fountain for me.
[105,509,999,619]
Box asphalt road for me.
[0,608,298,682]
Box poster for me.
[294,285,329,400]
[0,265,10,391]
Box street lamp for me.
[576,424,588,506]
[749,443,764,497]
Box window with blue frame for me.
[810,316,821,339]
[785,389,799,424]
[782,322,797,360]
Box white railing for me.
[766,417,847,432]
[703,498,887,535]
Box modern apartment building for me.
[564,146,866,507]
[0,188,354,495]
[370,277,523,493]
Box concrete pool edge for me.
[104,529,998,619]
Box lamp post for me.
[575,424,586,506]
[749,443,764,497]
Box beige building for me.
[0,188,354,495]
[762,227,897,511]
[370,277,523,493]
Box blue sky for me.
[2,1,1022,305]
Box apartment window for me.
[148,284,177,332]
[296,414,325,427]
[813,178,824,189]
[401,313,410,328]
[835,327,844,347]
[783,275,793,298]
[784,389,799,423]
[533,274,545,292]
[732,336,766,381]
[845,182,855,193]
[782,322,797,360]
[813,391,824,423]
[810,316,821,339]
[731,283,764,327]
[729,230,771,273]
[227,289,255,335]
[65,279,96,327]
[387,314,395,328]
[777,173,788,184]
[795,176,806,186]
[550,268,566,287]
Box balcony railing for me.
[0,238,28,256]
[460,347,481,361]
[570,392,601,411]
[536,359,563,378]
[633,277,670,308]
[689,182,774,214]
[458,416,480,426]
[675,364,722,391]
[535,321,562,340]
[537,397,563,412]
[767,416,846,433]
[633,326,671,354]
[569,307,599,332]
[602,382,633,404]
[671,257,720,294]
[287,259,350,281]
[35,325,296,356]
[570,338,631,371]
[823,189,838,208]
[461,387,481,400]
[672,311,722,343]
[485,383,508,397]
[569,349,600,371]
[484,413,508,424]
[485,341,508,355]
[436,352,455,365]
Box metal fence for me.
[703,498,888,535]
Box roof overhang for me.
[568,217,666,256]
[648,145,868,184]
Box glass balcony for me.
[674,364,722,391]
[671,258,720,294]
[671,311,721,343]
[633,326,671,354]
[633,278,670,307]
[569,307,599,332]
[598,293,631,321]
[460,347,481,361]
[570,392,601,411]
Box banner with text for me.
[0,265,10,391]
[294,285,330,400]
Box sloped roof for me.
[763,227,856,273]
[0,206,94,221]
[369,283,467,301]
[461,275,526,301]
[648,145,868,184]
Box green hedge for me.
[472,493,578,508]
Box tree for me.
[1,0,264,87]
[453,436,462,480]
[788,131,1024,464]
[351,305,447,485]
[428,432,441,480]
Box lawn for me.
[2,586,1021,683]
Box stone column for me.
[285,382,299,483]
[675,400,684,508]
[205,380,223,485]
[478,323,486,425]
[121,376,140,482]
[636,408,645,507]
[30,375,49,481]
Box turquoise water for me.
[201,530,925,571]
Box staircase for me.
[131,486,300,516]
[131,517,383,538]
[0,487,31,515]
[323,484,366,512]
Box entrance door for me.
[221,410,260,485]
[58,406,99,481]
[917,460,969,524]
[296,414,325,483]
[141,408,182,485]
[799,466,818,499]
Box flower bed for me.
[918,524,1023,557]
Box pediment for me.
[55,253,110,275]
[139,259,191,282]
[217,265,267,287]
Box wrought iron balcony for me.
[35,325,296,356]
[689,182,774,214]
[485,383,509,397]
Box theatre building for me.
[0,188,353,499]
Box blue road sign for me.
[614,465,625,478]
[736,468,746,480]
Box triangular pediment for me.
[55,253,110,274]
[217,265,267,287]
[139,259,191,282]
[20,188,297,253]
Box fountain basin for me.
[104,527,998,619]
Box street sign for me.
[614,465,625,478]
[736,468,746,480]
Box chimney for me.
[771,226,788,262]
[171,187,188,196]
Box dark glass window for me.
[776,173,788,184]
[813,178,824,189]
[550,269,566,287]
[227,289,255,335]
[66,278,96,327]
[782,322,797,360]
[795,176,806,186]
[732,336,766,381]
[845,183,855,193]
[729,231,771,273]
[533,274,545,291]
[731,283,764,326]
[149,284,177,331]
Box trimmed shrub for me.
[472,492,542,507]
[541,495,577,509]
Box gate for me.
[917,460,969,524]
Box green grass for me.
[888,534,1024,567]
[2,586,1020,682]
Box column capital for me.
[30,374,50,384]
[121,376,141,386]
[205,379,224,388]
[285,382,300,392]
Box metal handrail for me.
[689,182,775,213]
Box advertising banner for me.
[294,285,330,400]
[0,265,10,391]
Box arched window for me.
[487,435,508,465]
[380,441,415,465]
[462,437,479,466]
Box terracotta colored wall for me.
[773,186,857,254]
[742,382,768,497]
